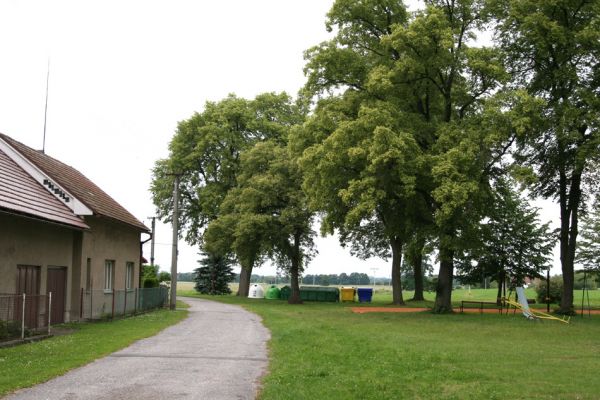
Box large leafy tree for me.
[298,0,509,311]
[456,178,555,299]
[151,93,303,296]
[490,0,600,313]
[206,141,315,304]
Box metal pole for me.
[170,175,180,310]
[80,287,83,319]
[546,269,550,313]
[42,58,50,154]
[48,292,52,334]
[581,270,587,318]
[21,293,26,340]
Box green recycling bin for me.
[299,286,340,302]
[280,285,291,300]
[265,285,281,300]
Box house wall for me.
[77,216,141,318]
[0,213,142,322]
[0,212,77,322]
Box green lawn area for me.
[179,287,600,400]
[0,303,188,397]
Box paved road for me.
[4,298,270,400]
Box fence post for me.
[124,288,127,316]
[48,292,52,335]
[80,288,84,320]
[111,290,115,320]
[21,293,26,340]
[134,288,138,315]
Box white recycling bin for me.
[248,284,265,299]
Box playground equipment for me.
[579,268,599,317]
[503,287,570,324]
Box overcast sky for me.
[0,0,561,279]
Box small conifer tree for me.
[193,252,235,295]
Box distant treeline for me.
[177,271,372,286]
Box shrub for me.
[143,276,159,288]
[535,276,563,304]
[158,271,171,283]
[0,320,26,341]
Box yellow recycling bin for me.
[340,287,356,302]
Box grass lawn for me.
[0,303,188,397]
[179,287,600,400]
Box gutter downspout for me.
[140,232,152,288]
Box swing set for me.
[577,268,600,317]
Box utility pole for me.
[149,217,156,267]
[170,175,180,310]
[370,267,378,288]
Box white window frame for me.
[125,262,134,290]
[104,260,114,292]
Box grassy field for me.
[179,287,600,400]
[0,303,188,396]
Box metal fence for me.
[0,293,50,341]
[80,287,168,320]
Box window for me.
[125,262,134,290]
[86,258,92,291]
[104,260,114,292]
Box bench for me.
[460,300,502,314]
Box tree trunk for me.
[496,269,505,305]
[410,237,426,301]
[390,236,405,305]
[288,234,303,304]
[557,169,582,315]
[237,264,253,297]
[433,237,454,313]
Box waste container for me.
[248,284,265,299]
[265,285,281,300]
[299,286,340,302]
[340,287,356,302]
[280,285,291,300]
[357,288,373,303]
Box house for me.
[0,132,150,324]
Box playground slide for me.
[505,287,570,324]
[515,287,535,319]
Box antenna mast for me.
[42,59,50,154]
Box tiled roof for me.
[0,133,149,232]
[0,148,89,229]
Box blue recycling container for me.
[357,288,373,303]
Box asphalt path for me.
[4,297,270,400]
